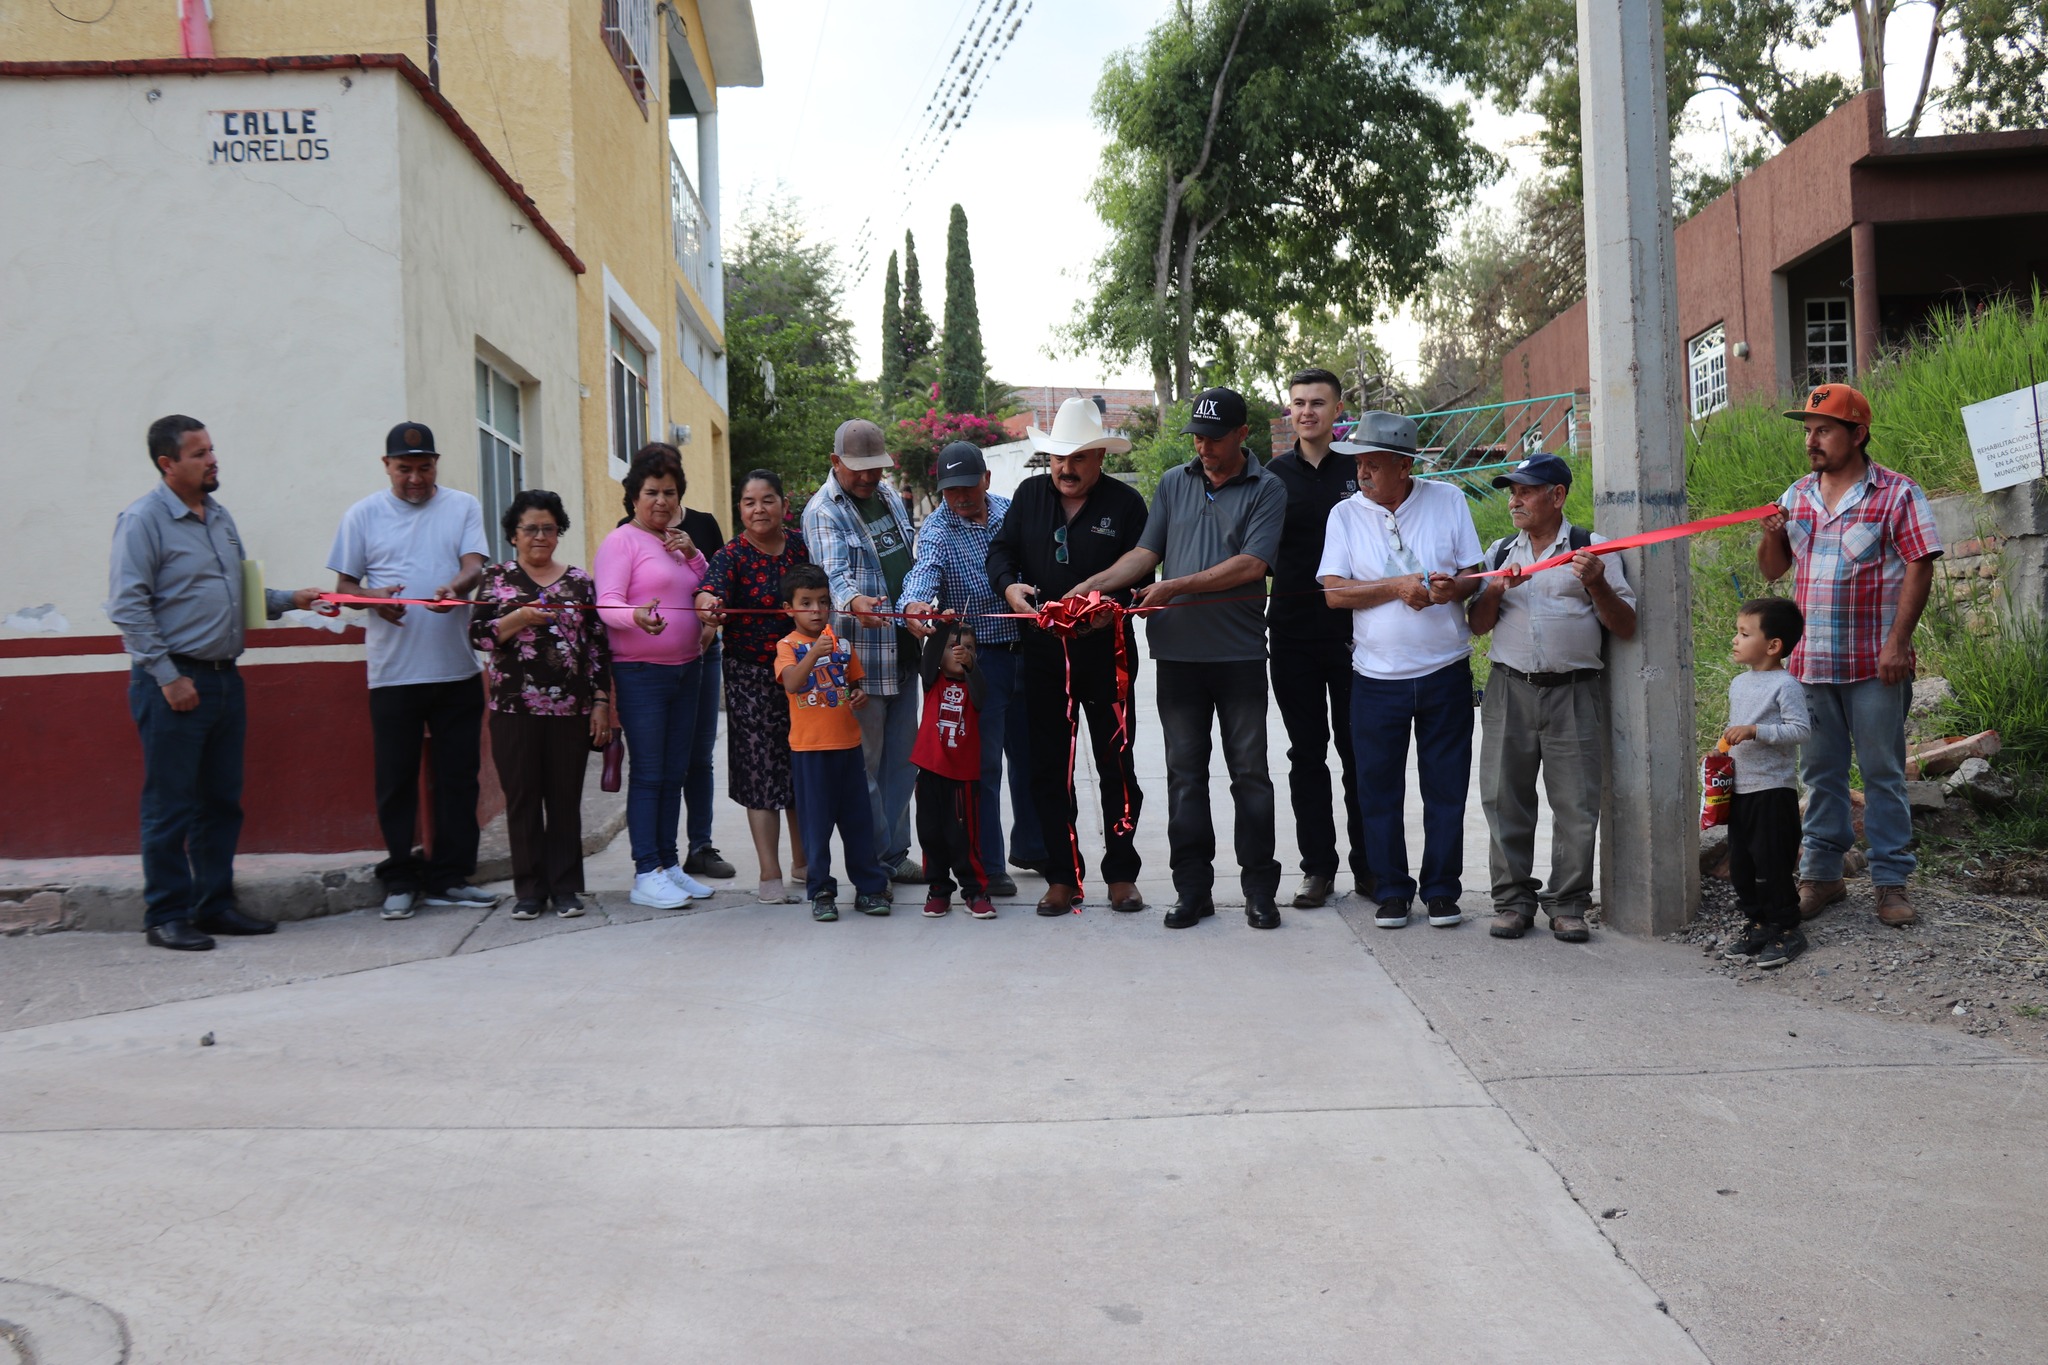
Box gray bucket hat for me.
[1332,411,1420,458]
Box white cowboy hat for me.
[1027,396,1132,457]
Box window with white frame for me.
[1688,322,1728,419]
[600,0,655,110]
[476,359,524,561]
[609,317,649,471]
[1805,298,1852,387]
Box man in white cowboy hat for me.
[986,397,1151,917]
[1316,410,1484,933]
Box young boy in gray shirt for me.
[1720,597,1813,968]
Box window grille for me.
[476,359,524,561]
[609,318,649,472]
[1688,322,1728,419]
[1804,298,1852,387]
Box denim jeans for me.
[793,745,889,902]
[1155,660,1282,900]
[129,662,246,929]
[1351,659,1475,905]
[613,659,703,875]
[686,640,722,854]
[1800,676,1915,885]
[857,652,920,869]
[974,646,1047,870]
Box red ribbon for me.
[1021,592,1138,908]
[1469,504,1779,578]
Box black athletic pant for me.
[916,769,986,899]
[369,675,485,894]
[1729,786,1801,930]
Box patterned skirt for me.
[725,656,794,810]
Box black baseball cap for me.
[385,421,439,458]
[934,441,988,491]
[1182,387,1249,437]
[1490,453,1573,489]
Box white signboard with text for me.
[1960,381,2048,493]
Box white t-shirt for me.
[1316,480,1483,681]
[327,488,490,688]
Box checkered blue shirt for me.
[800,472,916,695]
[902,493,1015,645]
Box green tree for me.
[724,197,866,502]
[1068,0,1489,408]
[879,250,906,400]
[939,204,987,414]
[901,230,936,372]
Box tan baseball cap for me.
[832,419,896,471]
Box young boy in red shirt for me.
[912,621,996,919]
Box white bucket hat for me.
[1027,396,1132,457]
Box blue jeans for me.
[1800,677,1915,885]
[1350,659,1475,905]
[686,640,721,854]
[792,745,889,902]
[858,652,920,868]
[974,646,1046,870]
[129,663,247,929]
[613,659,703,875]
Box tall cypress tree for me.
[939,203,986,413]
[901,230,935,373]
[879,250,905,398]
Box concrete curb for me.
[0,786,627,936]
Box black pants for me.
[916,769,987,898]
[1156,660,1282,900]
[1729,786,1801,930]
[1025,648,1143,891]
[489,710,591,902]
[369,675,485,894]
[1270,634,1368,884]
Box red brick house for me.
[1504,92,2048,416]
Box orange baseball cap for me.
[1782,384,1872,427]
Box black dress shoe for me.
[1163,897,1215,929]
[146,920,216,951]
[1245,894,1281,930]
[195,906,277,936]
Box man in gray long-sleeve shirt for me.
[106,415,329,951]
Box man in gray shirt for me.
[106,415,330,951]
[1073,387,1287,930]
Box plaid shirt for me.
[800,472,916,695]
[902,492,1016,645]
[1778,460,1942,684]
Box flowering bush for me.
[889,408,1014,494]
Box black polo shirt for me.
[1265,440,1358,643]
[987,472,1149,697]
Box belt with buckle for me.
[1497,662,1600,688]
[168,654,237,672]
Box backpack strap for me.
[1568,523,1593,554]
[1485,536,1515,572]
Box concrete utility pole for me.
[1576,0,1699,935]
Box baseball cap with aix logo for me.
[1782,384,1871,428]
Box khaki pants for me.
[1479,668,1607,916]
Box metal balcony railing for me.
[602,0,656,108]
[671,147,713,302]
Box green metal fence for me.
[1379,391,1583,501]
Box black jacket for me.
[986,472,1149,697]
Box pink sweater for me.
[594,523,708,665]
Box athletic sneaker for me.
[889,857,926,885]
[663,864,715,900]
[1722,921,1774,961]
[380,891,417,921]
[1757,929,1808,969]
[1426,897,1464,927]
[1374,899,1412,929]
[854,892,892,916]
[811,896,839,922]
[630,871,687,909]
[923,895,951,918]
[966,898,997,920]
[553,894,586,919]
[425,885,498,907]
[509,899,545,921]
[683,845,736,879]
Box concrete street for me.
[3,679,2041,1363]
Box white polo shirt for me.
[1316,479,1483,681]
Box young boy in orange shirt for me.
[775,564,889,922]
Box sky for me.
[698,1,1955,402]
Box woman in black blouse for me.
[695,469,810,903]
[469,489,613,919]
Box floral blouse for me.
[468,562,612,716]
[699,532,810,666]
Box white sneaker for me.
[380,891,417,920]
[664,864,714,899]
[630,871,688,909]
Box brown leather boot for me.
[1798,878,1847,921]
[1107,881,1146,913]
[1036,884,1076,917]
[1875,884,1917,927]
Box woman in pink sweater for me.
[596,446,714,910]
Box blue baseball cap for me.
[1492,453,1572,489]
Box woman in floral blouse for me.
[469,489,613,920]
[696,468,810,903]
